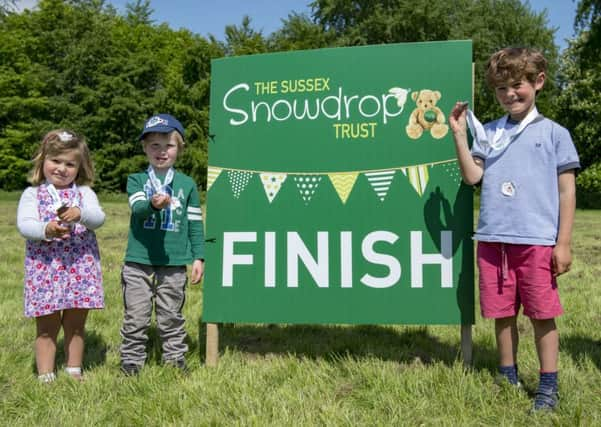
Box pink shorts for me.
[477,242,563,319]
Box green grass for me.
[1,196,600,426]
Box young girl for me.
[17,129,105,382]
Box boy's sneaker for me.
[496,365,520,387]
[120,363,141,376]
[166,358,189,375]
[533,390,559,411]
[533,371,559,411]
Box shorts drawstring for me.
[501,243,508,281]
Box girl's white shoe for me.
[38,372,56,383]
[64,366,83,381]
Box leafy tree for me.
[555,37,600,171]
[125,0,153,26]
[220,16,268,56]
[575,0,601,65]
[269,12,332,51]
[0,0,15,15]
[555,0,601,174]
[0,0,222,191]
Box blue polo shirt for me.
[472,115,580,245]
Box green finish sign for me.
[204,41,474,325]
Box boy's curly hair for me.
[486,47,547,89]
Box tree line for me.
[1,0,599,204]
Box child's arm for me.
[17,187,70,240]
[17,187,46,240]
[191,259,205,284]
[553,170,576,276]
[127,174,162,218]
[449,102,484,185]
[187,183,205,284]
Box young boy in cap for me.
[120,114,205,375]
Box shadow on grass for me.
[562,334,601,371]
[197,321,498,369]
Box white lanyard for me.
[467,107,542,152]
[147,166,174,195]
[490,107,541,150]
[46,183,79,210]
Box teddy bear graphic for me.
[405,89,449,140]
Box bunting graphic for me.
[365,170,396,201]
[328,172,359,204]
[441,162,462,184]
[207,167,222,191]
[227,171,253,198]
[260,173,287,203]
[207,158,456,203]
[401,165,429,196]
[293,175,322,204]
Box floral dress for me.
[23,184,104,317]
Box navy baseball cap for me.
[139,114,185,140]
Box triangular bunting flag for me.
[260,173,287,203]
[365,170,396,201]
[227,171,253,198]
[405,165,430,196]
[329,172,358,204]
[293,175,322,204]
[206,166,222,191]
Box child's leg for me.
[155,266,188,365]
[495,315,520,384]
[478,242,520,384]
[531,317,559,410]
[120,263,154,371]
[62,308,89,374]
[496,315,519,366]
[35,312,62,375]
[531,318,559,372]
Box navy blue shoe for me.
[533,390,559,411]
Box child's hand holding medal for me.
[57,204,81,224]
[151,193,171,210]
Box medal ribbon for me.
[46,182,79,210]
[147,166,174,195]
[489,107,542,150]
[467,107,542,152]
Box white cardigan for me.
[17,185,105,241]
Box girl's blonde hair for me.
[28,129,95,186]
[486,47,547,89]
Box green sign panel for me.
[204,41,474,325]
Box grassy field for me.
[1,193,600,426]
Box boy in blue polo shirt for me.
[449,47,579,411]
[120,114,205,375]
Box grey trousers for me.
[120,262,188,366]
